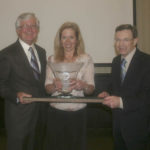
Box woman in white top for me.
[45,21,95,150]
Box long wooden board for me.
[23,97,104,103]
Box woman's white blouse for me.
[45,54,95,111]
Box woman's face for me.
[60,28,77,53]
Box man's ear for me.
[133,38,138,46]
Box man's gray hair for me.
[15,12,40,29]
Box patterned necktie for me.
[28,47,40,80]
[121,58,127,82]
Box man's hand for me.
[17,92,32,104]
[98,91,110,98]
[101,96,121,109]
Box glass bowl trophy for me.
[50,62,83,98]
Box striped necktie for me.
[121,58,127,82]
[28,47,40,80]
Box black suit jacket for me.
[0,40,47,148]
[108,49,150,141]
[111,49,150,112]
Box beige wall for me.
[0,0,133,63]
[136,0,150,54]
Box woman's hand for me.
[45,78,62,94]
[69,78,94,95]
[69,78,86,91]
[53,78,62,91]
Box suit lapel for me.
[123,49,140,85]
[15,41,40,80]
[112,56,122,86]
[15,41,46,82]
[34,44,46,82]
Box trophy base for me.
[57,93,74,99]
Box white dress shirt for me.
[19,39,41,71]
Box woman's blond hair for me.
[54,22,85,62]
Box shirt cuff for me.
[16,98,20,103]
[119,97,123,109]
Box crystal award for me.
[49,62,83,96]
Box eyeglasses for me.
[19,24,38,30]
[115,38,134,43]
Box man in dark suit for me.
[0,13,47,150]
[98,24,150,150]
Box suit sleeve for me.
[0,53,17,103]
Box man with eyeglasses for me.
[0,12,47,150]
[98,24,150,150]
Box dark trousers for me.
[34,103,48,150]
[113,113,149,150]
[5,102,48,150]
[46,106,87,150]
[7,129,35,150]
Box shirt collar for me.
[121,48,136,63]
[19,39,35,52]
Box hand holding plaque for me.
[49,62,83,96]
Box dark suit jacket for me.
[0,40,47,148]
[0,40,46,101]
[109,49,150,140]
